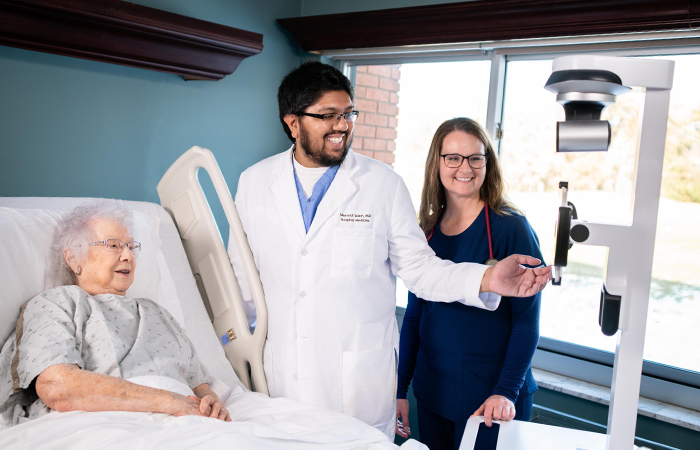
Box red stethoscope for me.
[426,203,498,266]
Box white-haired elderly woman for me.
[8,203,230,422]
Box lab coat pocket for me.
[331,228,375,279]
[263,339,275,397]
[342,345,395,427]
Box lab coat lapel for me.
[306,150,359,241]
[270,148,306,240]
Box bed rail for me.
[157,146,268,395]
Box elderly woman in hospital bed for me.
[9,203,229,422]
[0,202,420,449]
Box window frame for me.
[340,32,700,409]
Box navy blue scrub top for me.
[397,206,543,424]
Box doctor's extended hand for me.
[471,395,516,427]
[480,255,552,297]
[395,399,411,438]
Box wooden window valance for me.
[277,0,699,52]
[0,0,263,80]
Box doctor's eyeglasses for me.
[91,239,141,256]
[296,111,359,124]
[441,153,488,169]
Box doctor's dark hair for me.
[52,202,134,286]
[278,60,354,143]
[418,118,522,235]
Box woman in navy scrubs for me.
[395,118,542,449]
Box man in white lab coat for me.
[228,61,550,438]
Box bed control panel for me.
[220,328,237,346]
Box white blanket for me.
[0,376,426,450]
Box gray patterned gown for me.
[0,285,211,427]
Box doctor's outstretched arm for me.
[387,178,550,309]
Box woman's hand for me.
[192,384,231,422]
[481,255,551,297]
[395,399,411,438]
[471,395,516,427]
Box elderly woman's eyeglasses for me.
[441,153,488,169]
[295,111,359,124]
[91,239,141,256]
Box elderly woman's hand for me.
[192,384,231,422]
[170,394,210,418]
[36,364,229,421]
[471,395,516,427]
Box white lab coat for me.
[228,147,500,437]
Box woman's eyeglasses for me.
[91,239,141,256]
[441,153,488,169]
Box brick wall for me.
[352,65,400,166]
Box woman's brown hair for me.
[418,117,521,235]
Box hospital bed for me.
[0,147,424,449]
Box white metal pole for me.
[606,88,671,450]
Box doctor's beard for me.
[298,123,353,167]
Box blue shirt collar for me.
[292,151,340,233]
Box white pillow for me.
[0,205,185,343]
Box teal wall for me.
[0,0,305,218]
[0,0,460,237]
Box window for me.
[500,58,643,356]
[358,61,492,307]
[395,61,491,206]
[344,37,700,402]
[500,55,700,374]
[645,54,700,372]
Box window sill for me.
[533,368,700,432]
